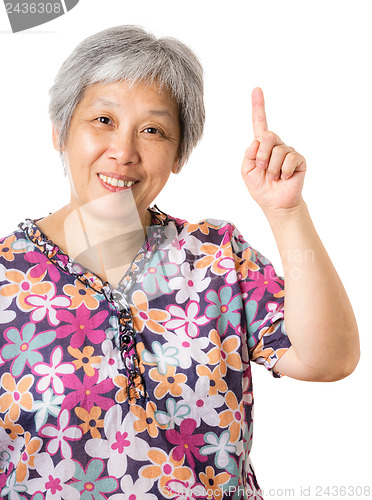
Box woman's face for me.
[53,80,181,227]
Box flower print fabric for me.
[0,206,291,499]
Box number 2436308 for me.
[5,3,62,14]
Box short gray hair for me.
[49,25,205,174]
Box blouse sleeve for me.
[231,224,291,377]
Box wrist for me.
[262,198,309,227]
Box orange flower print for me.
[207,330,242,376]
[186,220,221,236]
[114,367,145,403]
[196,365,227,396]
[130,290,169,334]
[150,366,187,399]
[195,241,233,275]
[250,331,288,373]
[235,247,259,280]
[75,405,104,439]
[0,235,18,262]
[15,431,42,482]
[136,342,157,367]
[141,448,192,498]
[114,374,128,404]
[131,400,160,438]
[68,345,101,377]
[199,465,230,500]
[0,268,52,311]
[219,391,244,442]
[0,373,34,422]
[0,413,24,440]
[63,279,99,310]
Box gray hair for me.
[49,25,205,174]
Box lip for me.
[97,172,138,182]
[97,173,138,192]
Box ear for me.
[172,157,183,174]
[52,125,63,152]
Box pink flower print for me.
[166,418,207,468]
[172,238,186,251]
[39,409,83,459]
[243,265,283,302]
[111,431,131,453]
[25,251,61,282]
[27,453,80,500]
[220,224,234,240]
[85,405,150,478]
[24,285,71,326]
[165,301,209,338]
[55,304,108,349]
[166,229,201,266]
[62,370,115,413]
[32,346,75,395]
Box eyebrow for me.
[91,98,176,121]
[147,110,174,119]
[93,98,120,108]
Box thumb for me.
[241,139,260,175]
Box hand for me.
[241,87,307,216]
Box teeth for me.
[98,174,136,188]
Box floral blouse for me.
[0,205,291,500]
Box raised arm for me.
[241,88,359,381]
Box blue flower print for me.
[32,388,64,431]
[141,250,178,295]
[154,398,191,430]
[244,300,264,347]
[71,458,118,499]
[200,430,237,468]
[205,286,242,335]
[142,341,179,375]
[1,322,56,377]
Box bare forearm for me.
[265,199,360,379]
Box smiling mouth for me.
[97,173,139,192]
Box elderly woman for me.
[0,25,359,499]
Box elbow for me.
[323,344,360,382]
[326,323,360,382]
[336,349,360,381]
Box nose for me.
[107,129,140,165]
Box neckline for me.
[17,205,173,302]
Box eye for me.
[96,116,112,125]
[143,127,162,135]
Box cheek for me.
[80,134,107,159]
[66,131,106,167]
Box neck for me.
[42,202,152,288]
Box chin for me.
[79,190,142,225]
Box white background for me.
[0,1,371,498]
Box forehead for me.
[78,80,178,115]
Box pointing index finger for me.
[252,87,268,140]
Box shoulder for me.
[152,207,237,240]
[0,223,37,272]
[150,206,262,260]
